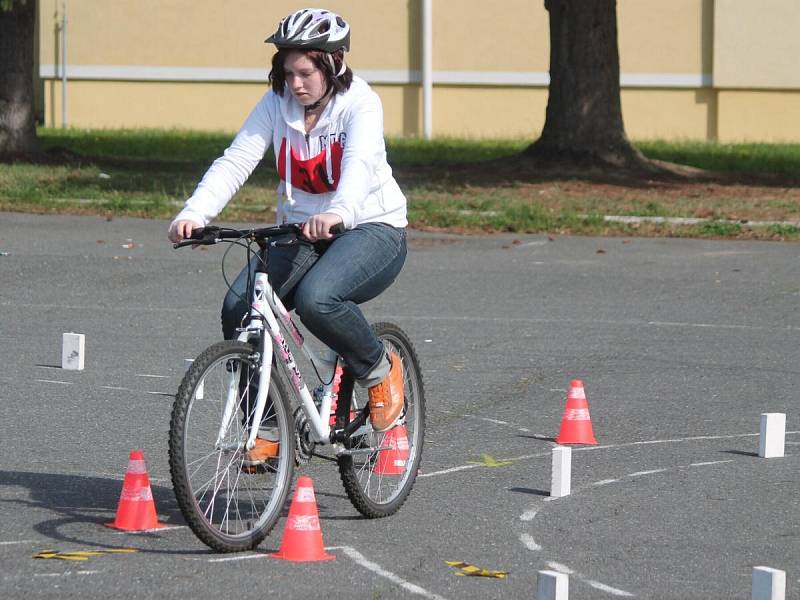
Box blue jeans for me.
[221,222,407,381]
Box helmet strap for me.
[304,84,332,112]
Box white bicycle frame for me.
[216,270,344,451]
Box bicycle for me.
[167,223,425,552]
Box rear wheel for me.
[337,322,425,517]
[169,340,295,552]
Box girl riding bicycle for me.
[168,8,407,462]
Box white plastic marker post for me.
[537,569,569,599]
[185,359,203,400]
[758,413,786,458]
[551,446,572,498]
[61,333,85,370]
[751,566,785,600]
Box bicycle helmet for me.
[265,8,351,53]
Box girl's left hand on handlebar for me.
[301,213,344,242]
[168,219,202,243]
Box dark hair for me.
[269,48,353,96]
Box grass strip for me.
[0,128,798,240]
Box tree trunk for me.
[527,0,649,170]
[0,0,38,157]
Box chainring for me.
[293,406,315,465]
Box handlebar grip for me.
[172,226,219,249]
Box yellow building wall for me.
[433,0,549,72]
[622,89,717,141]
[432,87,547,139]
[714,0,800,89]
[717,91,800,142]
[39,1,415,71]
[36,0,800,142]
[619,0,713,75]
[44,80,266,131]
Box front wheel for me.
[337,322,425,518]
[168,340,295,552]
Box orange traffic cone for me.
[271,476,334,562]
[373,425,410,475]
[105,450,167,531]
[555,380,598,445]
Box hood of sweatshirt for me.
[278,74,371,135]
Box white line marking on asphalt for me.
[519,533,541,551]
[587,579,636,597]
[514,435,800,598]
[0,301,215,314]
[592,479,619,486]
[329,546,450,600]
[34,571,99,577]
[546,561,575,574]
[514,240,550,248]
[0,540,36,545]
[419,464,483,478]
[208,552,265,562]
[36,379,72,385]
[546,561,635,597]
[689,460,735,467]
[100,386,130,391]
[629,469,668,477]
[422,431,800,479]
[457,412,550,435]
[377,313,800,333]
[136,374,169,379]
[146,391,173,397]
[480,417,511,426]
[647,320,764,331]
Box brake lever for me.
[271,238,299,248]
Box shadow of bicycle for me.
[0,469,209,555]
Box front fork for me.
[215,271,275,452]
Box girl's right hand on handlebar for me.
[168,220,202,243]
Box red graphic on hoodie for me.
[278,138,343,194]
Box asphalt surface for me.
[0,212,798,599]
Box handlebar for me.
[172,222,345,249]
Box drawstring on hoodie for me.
[324,123,334,186]
[281,69,349,219]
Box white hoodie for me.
[171,75,407,230]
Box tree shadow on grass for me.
[393,153,800,194]
[11,146,800,196]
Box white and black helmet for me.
[266,8,350,53]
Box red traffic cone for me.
[555,380,598,445]
[105,450,167,531]
[373,425,410,475]
[271,476,334,562]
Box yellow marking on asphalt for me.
[33,548,138,561]
[446,560,508,579]
[466,454,513,468]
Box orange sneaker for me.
[368,351,404,432]
[242,435,279,467]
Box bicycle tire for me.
[337,322,425,518]
[169,340,295,552]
